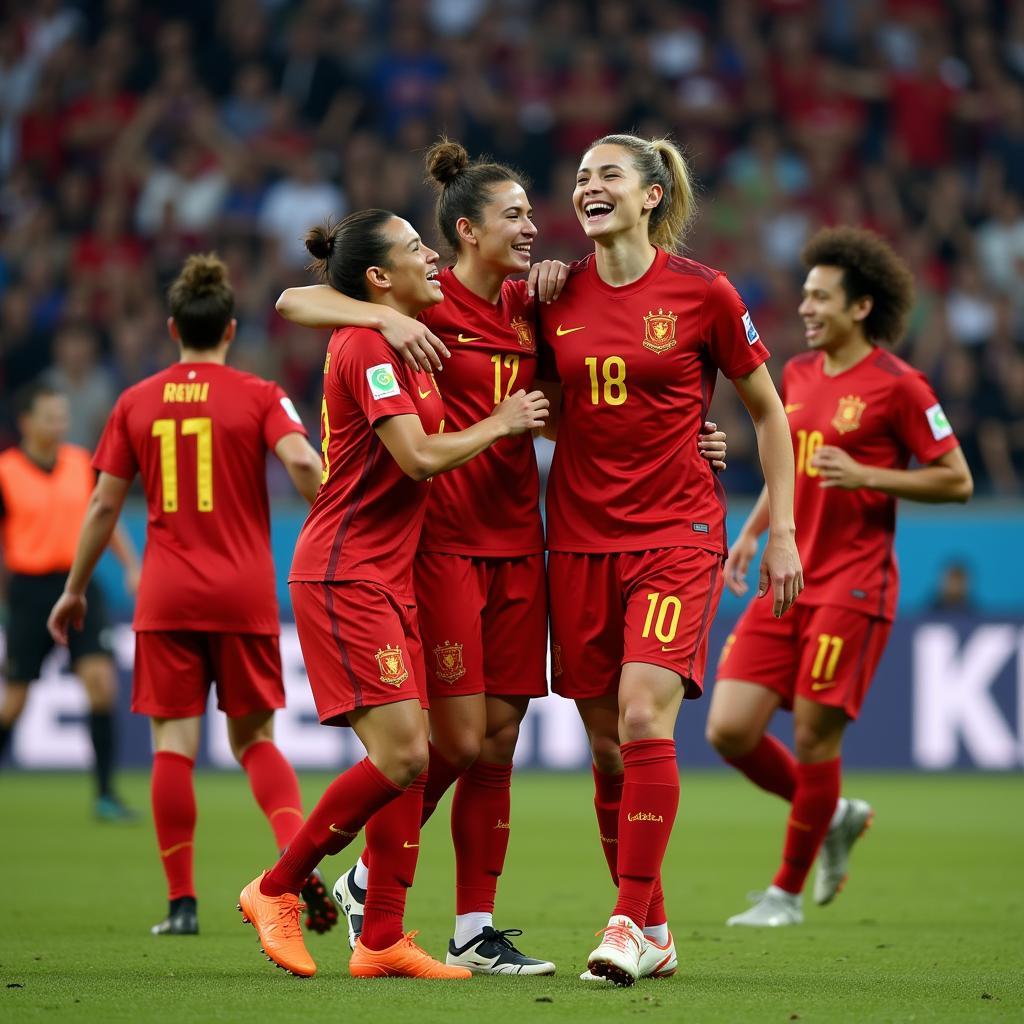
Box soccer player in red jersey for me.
[535,133,802,986]
[707,227,973,927]
[237,209,548,979]
[275,141,731,976]
[47,254,330,938]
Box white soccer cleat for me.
[332,864,365,951]
[586,914,644,986]
[726,885,803,927]
[814,798,874,906]
[638,930,677,978]
[580,930,679,982]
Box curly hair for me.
[801,227,915,345]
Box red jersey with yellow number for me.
[783,347,960,621]
[538,247,769,555]
[93,363,306,633]
[416,268,543,557]
[289,327,444,602]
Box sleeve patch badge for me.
[926,403,953,441]
[367,363,400,400]
[280,397,304,424]
[742,310,760,346]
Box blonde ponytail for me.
[588,133,696,254]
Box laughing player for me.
[707,227,973,926]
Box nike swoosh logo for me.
[457,334,482,343]
[784,403,804,414]
[403,841,419,848]
[661,645,680,653]
[811,681,836,691]
[555,325,585,336]
[418,389,433,399]
[329,824,357,836]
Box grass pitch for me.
[2,770,1022,1023]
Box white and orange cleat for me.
[581,929,677,982]
[349,931,472,980]
[238,873,317,978]
[586,915,644,987]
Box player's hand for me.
[699,420,727,472]
[491,389,550,436]
[47,591,88,647]
[527,260,570,303]
[724,531,759,597]
[758,533,803,618]
[812,445,866,490]
[379,309,449,373]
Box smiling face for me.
[798,265,872,352]
[573,143,663,243]
[463,180,537,274]
[372,217,443,314]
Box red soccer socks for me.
[262,757,403,897]
[773,757,842,894]
[420,742,465,828]
[152,751,196,900]
[726,734,797,802]
[612,740,679,929]
[360,772,426,950]
[240,740,304,850]
[451,759,513,915]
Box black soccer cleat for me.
[300,869,338,935]
[151,897,198,936]
[446,926,556,975]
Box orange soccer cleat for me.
[349,931,473,980]
[238,873,317,978]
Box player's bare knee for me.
[378,739,429,787]
[482,719,519,764]
[705,717,758,758]
[435,733,481,772]
[619,701,661,742]
[793,724,836,763]
[589,733,623,774]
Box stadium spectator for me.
[0,0,1018,494]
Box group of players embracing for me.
[49,130,972,986]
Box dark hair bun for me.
[426,139,470,188]
[305,224,335,261]
[177,253,228,294]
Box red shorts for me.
[548,547,724,701]
[415,552,548,699]
[290,580,428,726]
[132,631,284,719]
[715,597,892,720]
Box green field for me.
[2,771,1022,1023]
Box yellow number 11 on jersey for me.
[151,417,214,512]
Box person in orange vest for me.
[0,380,140,821]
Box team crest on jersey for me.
[643,309,677,353]
[551,643,564,677]
[375,645,408,687]
[510,317,536,352]
[433,641,466,683]
[831,394,866,434]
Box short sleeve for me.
[92,397,138,480]
[335,330,418,427]
[262,382,307,450]
[891,370,961,464]
[700,274,771,379]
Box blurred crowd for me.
[1,0,1023,494]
